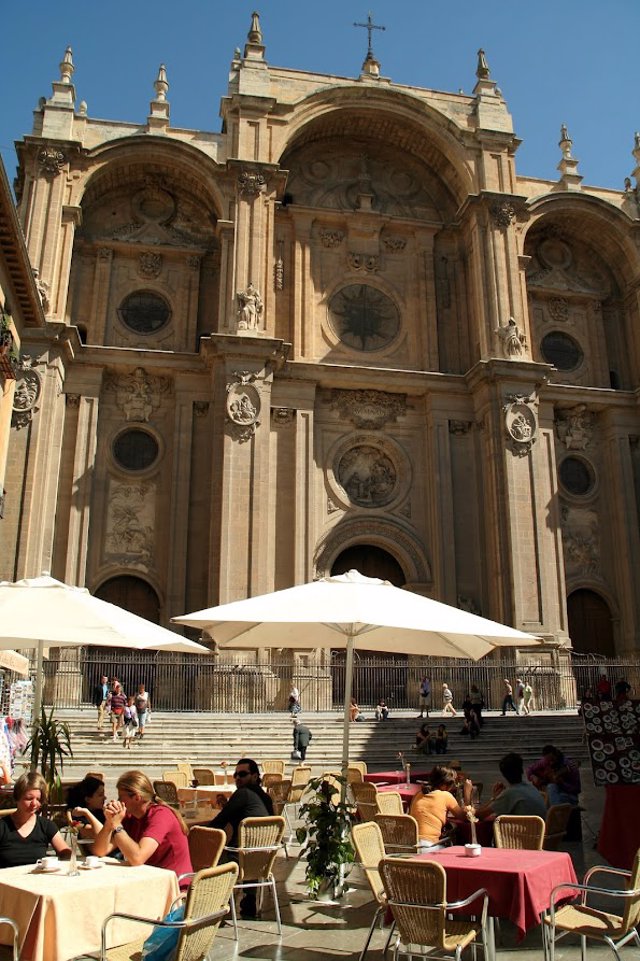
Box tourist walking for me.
[122,696,138,749]
[287,683,301,714]
[470,684,484,726]
[135,683,150,739]
[292,716,312,761]
[107,682,127,741]
[500,679,516,715]
[522,680,533,715]
[92,675,109,731]
[441,683,456,716]
[417,676,431,718]
[514,677,525,715]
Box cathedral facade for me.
[3,13,640,659]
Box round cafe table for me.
[376,782,422,810]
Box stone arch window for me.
[112,428,160,472]
[117,290,171,335]
[95,575,160,623]
[559,456,596,497]
[331,544,406,585]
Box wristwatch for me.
[113,825,125,835]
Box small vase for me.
[67,833,80,877]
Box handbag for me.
[290,749,302,760]
[141,905,184,961]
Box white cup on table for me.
[37,856,58,871]
[84,855,101,868]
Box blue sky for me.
[1,1,636,192]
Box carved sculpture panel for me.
[105,367,171,423]
[555,404,595,450]
[502,392,538,457]
[105,481,155,567]
[325,432,411,512]
[561,506,599,574]
[226,372,261,442]
[12,358,42,430]
[331,389,406,429]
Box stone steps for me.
[27,708,589,789]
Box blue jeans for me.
[547,784,579,806]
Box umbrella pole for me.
[340,633,355,803]
[33,641,44,728]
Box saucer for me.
[34,865,61,873]
[79,862,103,870]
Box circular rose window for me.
[541,331,583,371]
[329,285,400,351]
[559,456,595,497]
[113,429,159,472]
[118,291,171,334]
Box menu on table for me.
[582,698,640,786]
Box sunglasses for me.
[233,771,251,779]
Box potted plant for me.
[295,774,356,900]
[25,706,73,815]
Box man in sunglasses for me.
[208,757,274,919]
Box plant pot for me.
[315,878,342,903]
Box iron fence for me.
[32,649,640,714]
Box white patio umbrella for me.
[0,574,210,721]
[173,569,544,780]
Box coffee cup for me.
[84,855,101,869]
[464,843,481,858]
[37,856,58,871]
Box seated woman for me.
[0,771,71,868]
[66,775,106,839]
[349,698,364,722]
[409,765,472,845]
[415,722,435,755]
[434,724,448,754]
[92,770,192,887]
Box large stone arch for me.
[523,196,640,390]
[314,516,431,590]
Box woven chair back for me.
[351,781,379,822]
[153,779,180,807]
[543,804,573,850]
[176,862,238,961]
[237,816,286,884]
[267,779,292,816]
[380,857,448,949]
[352,821,386,901]
[188,826,227,872]
[375,791,403,816]
[192,768,216,786]
[261,760,286,777]
[163,770,188,789]
[493,814,545,850]
[374,813,419,854]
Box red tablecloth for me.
[365,770,432,785]
[416,846,577,940]
[376,783,421,809]
[598,785,640,870]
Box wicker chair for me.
[100,862,238,961]
[374,813,420,855]
[192,768,216,786]
[352,781,379,823]
[544,852,640,960]
[261,772,283,790]
[284,765,312,829]
[347,766,365,784]
[350,761,368,776]
[261,760,286,777]
[0,916,19,961]
[162,770,189,789]
[153,779,180,808]
[352,821,395,961]
[379,857,489,961]
[375,792,403,816]
[543,804,573,851]
[176,762,194,783]
[226,816,286,939]
[267,779,292,817]
[493,814,545,850]
[188,826,227,872]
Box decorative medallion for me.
[331,389,406,430]
[347,252,379,273]
[325,432,411,513]
[138,252,162,279]
[548,297,570,323]
[502,392,538,457]
[226,373,261,443]
[12,358,42,430]
[328,284,400,352]
[38,147,66,176]
[131,186,176,224]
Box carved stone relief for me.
[491,201,516,228]
[236,282,263,331]
[449,420,472,435]
[12,358,42,430]
[226,372,261,443]
[347,252,379,273]
[561,505,599,574]
[138,252,162,279]
[526,236,611,297]
[104,367,171,423]
[237,169,266,196]
[502,392,538,457]
[319,229,344,248]
[548,297,570,323]
[105,481,155,566]
[325,432,411,512]
[38,147,66,176]
[271,408,295,427]
[331,389,406,429]
[458,594,482,615]
[382,235,407,252]
[555,405,595,450]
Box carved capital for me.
[98,247,114,262]
[238,169,266,196]
[12,359,42,430]
[449,420,472,435]
[271,407,295,426]
[38,146,66,176]
[193,401,209,417]
[319,229,344,248]
[491,201,516,228]
[65,394,81,408]
[382,235,407,252]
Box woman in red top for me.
[92,770,192,887]
[107,683,127,742]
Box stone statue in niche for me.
[32,268,50,314]
[337,445,397,507]
[236,282,263,330]
[555,404,594,450]
[496,317,526,358]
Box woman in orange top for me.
[409,765,472,844]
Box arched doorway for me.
[331,545,406,586]
[95,576,160,622]
[331,545,407,707]
[567,589,615,657]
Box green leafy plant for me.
[295,775,356,899]
[25,707,73,804]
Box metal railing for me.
[34,650,640,714]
